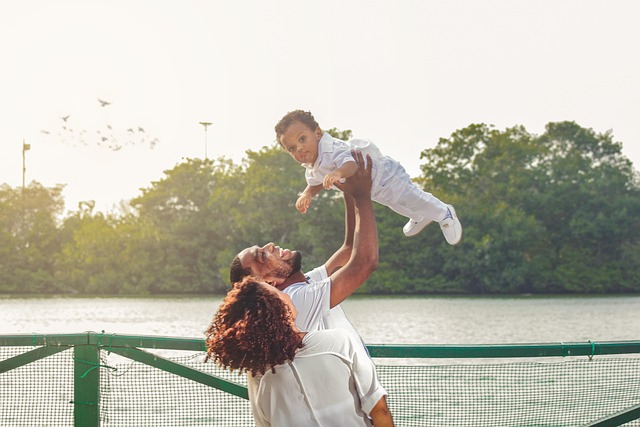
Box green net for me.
[0,347,74,426]
[98,351,253,426]
[2,342,640,426]
[376,358,640,427]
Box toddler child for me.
[275,110,462,244]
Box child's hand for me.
[334,151,373,200]
[296,193,313,214]
[323,172,343,190]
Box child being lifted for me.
[275,109,462,244]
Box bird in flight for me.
[98,98,111,107]
[61,115,70,122]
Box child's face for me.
[279,120,322,165]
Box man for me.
[229,150,377,336]
[229,151,392,423]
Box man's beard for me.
[272,251,302,280]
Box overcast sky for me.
[1,0,638,214]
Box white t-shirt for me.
[303,132,412,208]
[283,265,362,340]
[304,133,384,192]
[248,329,387,427]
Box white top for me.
[304,133,383,190]
[283,265,361,340]
[246,265,386,424]
[248,329,387,427]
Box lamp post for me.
[22,139,30,190]
[198,121,212,159]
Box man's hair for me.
[229,256,251,284]
[274,110,320,147]
[204,277,303,376]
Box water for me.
[1,294,639,344]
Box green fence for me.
[1,332,639,426]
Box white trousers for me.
[371,156,448,224]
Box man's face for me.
[237,242,302,284]
[279,120,322,165]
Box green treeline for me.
[1,121,639,295]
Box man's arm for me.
[329,151,378,308]
[324,192,355,275]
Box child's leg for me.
[373,162,448,223]
[373,164,461,242]
[385,180,449,224]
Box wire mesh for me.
[376,357,640,427]
[98,351,253,427]
[2,344,639,426]
[0,347,74,427]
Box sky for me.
[1,1,639,214]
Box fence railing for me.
[1,332,639,427]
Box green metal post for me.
[74,343,100,427]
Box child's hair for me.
[274,110,320,147]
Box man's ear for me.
[262,275,283,288]
[253,274,272,286]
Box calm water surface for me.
[1,294,638,344]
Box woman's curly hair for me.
[204,277,303,377]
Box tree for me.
[413,121,640,293]
[222,143,345,272]
[0,183,65,293]
[3,122,637,295]
[131,158,241,293]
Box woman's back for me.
[249,329,386,427]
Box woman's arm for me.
[369,397,395,426]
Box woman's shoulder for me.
[302,329,359,354]
[306,328,353,340]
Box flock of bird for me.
[39,98,159,151]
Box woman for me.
[205,277,394,427]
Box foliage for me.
[0,122,638,295]
[0,183,65,293]
[413,121,640,293]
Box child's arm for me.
[296,184,323,214]
[323,160,358,190]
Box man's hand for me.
[334,150,372,200]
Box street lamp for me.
[22,139,30,190]
[199,121,212,159]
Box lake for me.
[1,294,638,345]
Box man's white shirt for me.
[284,265,362,340]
